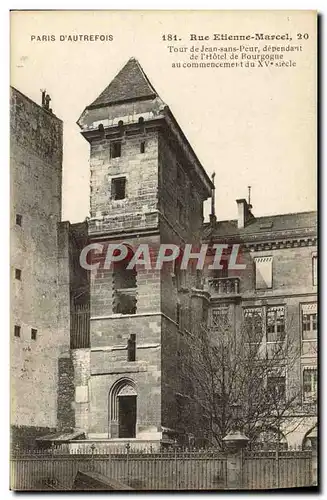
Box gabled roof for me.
[87,57,158,109]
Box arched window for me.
[112,246,137,315]
[109,378,137,438]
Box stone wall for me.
[88,130,159,235]
[10,87,69,431]
[57,352,75,431]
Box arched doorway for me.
[109,378,137,438]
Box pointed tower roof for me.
[78,57,214,197]
[87,57,158,109]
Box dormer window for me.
[110,141,122,159]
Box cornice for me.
[245,236,317,252]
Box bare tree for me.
[178,312,302,449]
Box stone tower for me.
[77,58,213,443]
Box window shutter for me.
[254,256,273,289]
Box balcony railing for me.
[205,277,240,296]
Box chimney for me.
[236,199,254,229]
[41,89,46,107]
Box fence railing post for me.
[173,440,178,489]
[222,431,249,490]
[306,428,317,486]
[126,443,130,484]
[90,443,96,471]
[275,447,280,488]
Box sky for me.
[10,10,317,223]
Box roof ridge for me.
[214,210,317,225]
[132,57,157,96]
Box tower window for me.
[15,269,22,280]
[127,334,136,362]
[31,328,37,340]
[113,246,137,315]
[140,141,145,154]
[110,141,122,158]
[16,214,22,226]
[111,177,126,200]
[14,325,21,338]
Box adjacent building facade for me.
[10,59,317,450]
[202,201,317,447]
[10,87,67,438]
[10,87,89,447]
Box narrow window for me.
[127,334,136,362]
[244,307,263,343]
[111,177,126,200]
[110,141,122,159]
[15,269,22,280]
[140,141,145,154]
[303,368,317,403]
[113,246,137,315]
[312,256,317,286]
[31,328,37,340]
[266,306,285,342]
[301,303,317,341]
[14,325,21,338]
[254,256,273,289]
[138,117,145,133]
[212,307,229,328]
[213,257,229,279]
[16,214,22,226]
[267,376,286,402]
